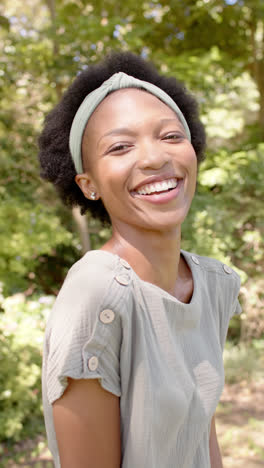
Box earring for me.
[90,191,96,200]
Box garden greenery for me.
[1,0,264,448]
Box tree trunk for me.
[72,206,91,254]
[257,62,264,139]
[249,16,264,139]
[45,0,91,251]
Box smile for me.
[135,178,178,195]
[131,177,183,205]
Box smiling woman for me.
[38,51,241,468]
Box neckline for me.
[130,249,198,307]
[85,248,199,307]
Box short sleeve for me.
[219,267,242,351]
[43,261,123,405]
[231,297,242,317]
[229,269,242,319]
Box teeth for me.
[136,178,178,195]
[146,185,153,194]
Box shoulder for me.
[183,249,240,283]
[43,251,129,403]
[47,250,133,331]
[183,250,241,300]
[69,248,120,279]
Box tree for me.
[0,0,263,298]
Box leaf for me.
[0,15,10,31]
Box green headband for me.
[69,72,191,174]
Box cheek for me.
[187,145,197,163]
[98,157,132,191]
[186,148,197,176]
[192,156,198,177]
[92,161,132,210]
[182,148,197,195]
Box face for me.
[76,88,197,233]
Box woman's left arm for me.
[209,414,223,468]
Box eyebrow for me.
[98,118,182,145]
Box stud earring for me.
[90,191,96,200]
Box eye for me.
[162,132,184,141]
[108,143,132,153]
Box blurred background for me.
[0,0,263,466]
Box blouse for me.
[42,249,241,467]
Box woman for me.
[39,51,241,468]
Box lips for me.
[129,173,184,206]
[131,174,183,196]
[136,177,178,195]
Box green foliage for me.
[0,291,54,442]
[0,197,75,294]
[0,0,263,449]
[0,107,80,296]
[182,143,264,272]
[223,340,264,384]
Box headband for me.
[69,72,191,174]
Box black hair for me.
[38,51,206,224]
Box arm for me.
[53,378,121,468]
[209,414,223,468]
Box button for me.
[191,255,200,265]
[115,274,130,286]
[99,309,115,324]
[120,258,131,269]
[88,356,98,371]
[223,264,232,274]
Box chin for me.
[140,215,187,233]
[110,205,190,234]
[148,208,190,230]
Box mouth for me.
[130,177,183,204]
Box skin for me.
[53,88,223,467]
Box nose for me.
[137,140,170,171]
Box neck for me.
[101,223,183,297]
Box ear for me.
[75,173,100,201]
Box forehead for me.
[84,88,179,134]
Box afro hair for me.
[38,51,206,224]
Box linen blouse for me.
[42,249,241,468]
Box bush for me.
[0,288,54,443]
[224,340,264,384]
